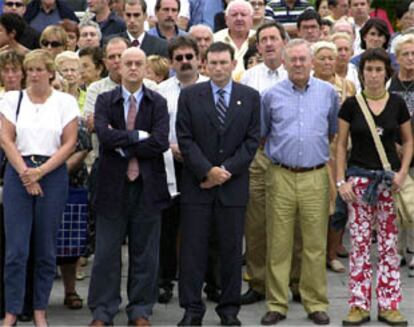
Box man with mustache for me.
[156,36,210,304]
[147,0,186,41]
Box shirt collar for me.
[121,85,143,103]
[155,23,179,39]
[210,80,233,95]
[126,30,145,44]
[286,76,313,92]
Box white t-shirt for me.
[1,90,80,156]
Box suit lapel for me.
[223,83,241,131]
[113,87,126,130]
[200,84,221,131]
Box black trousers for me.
[178,202,245,318]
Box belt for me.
[274,162,325,173]
[23,155,50,166]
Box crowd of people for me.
[0,0,413,326]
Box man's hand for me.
[86,113,95,133]
[170,143,183,162]
[200,166,231,189]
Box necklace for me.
[396,76,414,95]
[362,89,387,100]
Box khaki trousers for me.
[245,147,270,294]
[265,165,329,314]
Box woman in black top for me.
[336,48,413,326]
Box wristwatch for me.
[336,180,346,188]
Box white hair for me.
[393,34,414,55]
[225,0,254,17]
[311,41,338,57]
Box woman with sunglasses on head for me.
[39,25,67,59]
[0,49,78,327]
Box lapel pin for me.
[237,100,242,106]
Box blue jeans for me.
[3,159,68,314]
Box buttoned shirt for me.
[147,24,187,40]
[240,62,287,94]
[261,77,339,167]
[126,31,145,46]
[121,86,143,122]
[158,74,208,197]
[213,28,256,80]
[265,0,311,24]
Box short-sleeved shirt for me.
[1,90,79,156]
[338,94,410,171]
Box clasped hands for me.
[20,167,44,197]
[200,166,231,189]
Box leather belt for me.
[274,162,325,173]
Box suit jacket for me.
[176,81,260,207]
[94,85,171,217]
[107,32,169,58]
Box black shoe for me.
[291,292,301,303]
[241,288,265,305]
[158,287,173,304]
[177,314,203,326]
[220,315,241,326]
[308,311,330,325]
[17,313,33,322]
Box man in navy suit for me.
[88,47,170,327]
[108,0,168,58]
[176,42,260,326]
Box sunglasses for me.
[174,53,195,62]
[4,1,24,8]
[41,40,63,48]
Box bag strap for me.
[355,93,392,171]
[16,90,23,121]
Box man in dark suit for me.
[109,0,168,58]
[176,42,260,326]
[88,47,170,327]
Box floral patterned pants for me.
[347,177,401,311]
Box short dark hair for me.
[327,0,338,7]
[0,13,26,41]
[359,18,390,50]
[243,45,259,70]
[321,18,333,28]
[297,9,322,30]
[124,0,147,13]
[155,0,180,12]
[256,21,287,42]
[168,36,199,60]
[206,42,235,61]
[358,47,393,88]
[103,36,129,57]
[79,46,106,77]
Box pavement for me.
[7,244,414,326]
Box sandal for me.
[327,259,346,273]
[64,292,83,310]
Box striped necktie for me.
[126,95,139,181]
[216,89,227,127]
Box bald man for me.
[88,47,170,327]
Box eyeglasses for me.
[4,1,24,8]
[174,53,195,62]
[41,40,63,48]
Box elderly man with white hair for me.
[213,0,255,80]
[78,20,102,50]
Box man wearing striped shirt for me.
[260,39,339,326]
[265,0,311,37]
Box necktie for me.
[131,39,140,47]
[216,89,227,127]
[127,95,139,181]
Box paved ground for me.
[6,244,414,326]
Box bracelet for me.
[336,180,346,188]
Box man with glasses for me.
[2,0,39,49]
[23,0,79,33]
[157,36,209,304]
[110,0,168,57]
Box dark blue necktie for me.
[216,89,227,126]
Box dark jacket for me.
[24,0,79,24]
[176,81,260,207]
[94,85,170,217]
[94,11,126,39]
